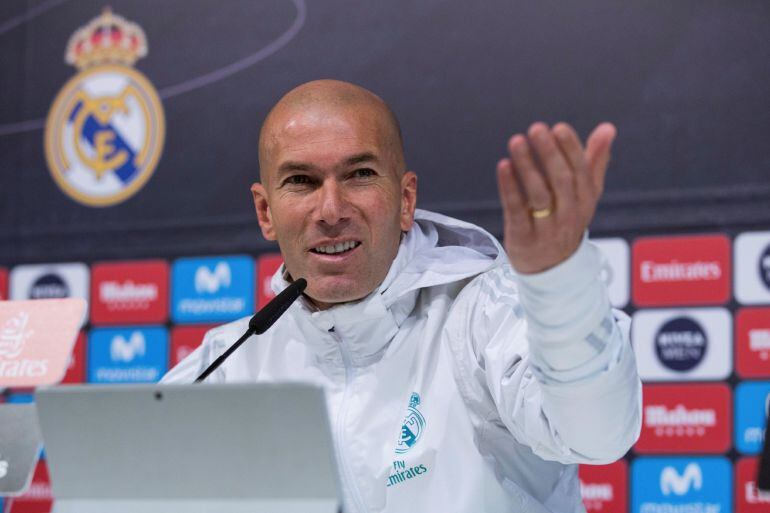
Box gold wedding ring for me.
[530,206,553,219]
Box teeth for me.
[314,241,359,254]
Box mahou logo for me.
[636,384,731,454]
[736,458,770,513]
[736,308,770,378]
[579,460,627,513]
[632,235,730,306]
[91,260,168,324]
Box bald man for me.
[164,80,642,513]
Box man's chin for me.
[304,279,373,310]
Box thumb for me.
[585,122,617,196]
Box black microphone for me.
[195,278,307,383]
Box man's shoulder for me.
[457,261,521,303]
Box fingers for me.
[496,159,531,232]
[527,123,576,215]
[500,122,613,230]
[585,122,617,196]
[552,122,593,202]
[507,134,553,212]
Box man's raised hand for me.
[495,122,616,274]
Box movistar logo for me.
[110,332,146,362]
[195,262,231,294]
[660,463,702,496]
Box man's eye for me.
[353,168,376,178]
[285,175,311,185]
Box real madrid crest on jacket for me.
[44,9,165,207]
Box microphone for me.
[195,278,307,383]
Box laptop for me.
[35,383,341,513]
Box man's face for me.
[252,104,417,308]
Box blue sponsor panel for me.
[171,256,254,323]
[7,394,34,404]
[632,457,731,513]
[735,381,770,454]
[88,327,168,384]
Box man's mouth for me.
[310,240,361,255]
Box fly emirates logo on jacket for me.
[387,393,429,488]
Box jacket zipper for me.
[330,328,368,513]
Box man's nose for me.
[316,181,349,226]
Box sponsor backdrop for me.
[1,1,769,512]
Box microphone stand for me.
[195,278,307,383]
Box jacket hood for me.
[268,209,506,363]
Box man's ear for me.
[251,182,276,240]
[399,171,418,232]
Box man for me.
[163,80,642,513]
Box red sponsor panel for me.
[257,253,283,308]
[579,460,628,513]
[60,331,86,384]
[0,267,7,300]
[736,457,770,513]
[7,459,53,513]
[632,235,731,306]
[635,383,731,454]
[170,325,213,367]
[90,260,169,325]
[736,308,770,378]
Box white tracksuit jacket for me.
[162,209,642,513]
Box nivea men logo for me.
[735,232,770,304]
[759,244,770,290]
[29,273,69,299]
[110,332,145,362]
[195,262,231,294]
[660,464,702,496]
[10,263,90,323]
[633,308,731,381]
[655,317,707,371]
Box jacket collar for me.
[269,209,502,364]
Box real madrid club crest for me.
[396,392,426,454]
[44,8,165,207]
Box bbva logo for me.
[195,263,231,294]
[660,463,702,496]
[110,332,146,363]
